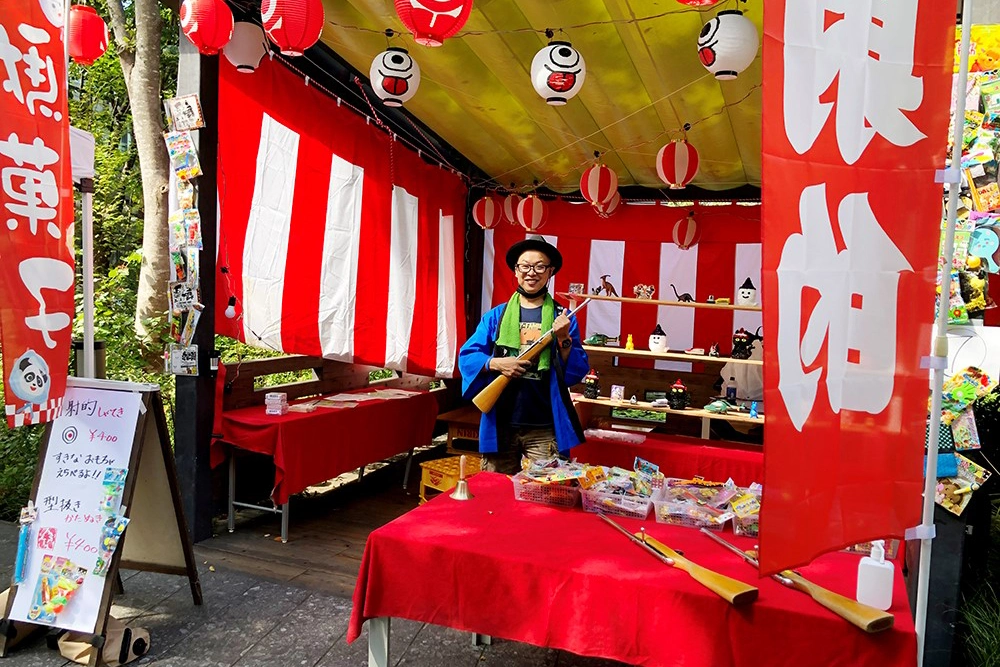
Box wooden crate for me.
[419,456,482,504]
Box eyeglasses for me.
[516,263,551,275]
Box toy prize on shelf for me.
[163,94,206,376]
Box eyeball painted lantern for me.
[580,163,617,207]
[224,22,268,73]
[68,6,109,66]
[516,194,547,232]
[595,190,621,219]
[394,0,473,47]
[370,47,421,107]
[530,41,586,106]
[736,277,757,306]
[697,10,759,81]
[583,368,601,399]
[668,379,690,410]
[262,0,325,57]
[180,0,234,56]
[472,195,502,230]
[502,193,522,224]
[656,139,699,189]
[672,212,699,250]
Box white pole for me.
[81,189,96,378]
[914,3,972,665]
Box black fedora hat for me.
[506,237,563,273]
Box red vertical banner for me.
[0,2,75,427]
[760,1,955,573]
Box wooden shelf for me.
[559,292,762,313]
[582,345,763,366]
[573,395,765,425]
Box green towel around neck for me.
[496,293,556,371]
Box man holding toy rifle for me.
[459,238,589,474]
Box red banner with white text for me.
[760,1,955,573]
[0,3,75,427]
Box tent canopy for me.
[317,0,762,193]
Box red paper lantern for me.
[656,139,700,189]
[472,195,502,230]
[580,163,618,206]
[68,6,109,66]
[672,212,700,250]
[180,0,233,56]
[517,195,547,232]
[595,191,621,219]
[262,0,325,57]
[394,0,473,47]
[502,193,522,225]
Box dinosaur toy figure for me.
[597,275,619,297]
[584,333,620,346]
[671,284,694,302]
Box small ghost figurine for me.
[625,334,634,351]
[737,278,757,306]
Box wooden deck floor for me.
[194,446,441,599]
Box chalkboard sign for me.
[0,377,201,658]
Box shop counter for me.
[349,473,915,667]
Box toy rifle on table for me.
[597,513,758,605]
[472,298,592,413]
[700,529,895,633]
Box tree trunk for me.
[107,0,170,354]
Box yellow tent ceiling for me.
[317,0,763,193]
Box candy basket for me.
[580,489,652,520]
[511,473,580,508]
[652,499,728,531]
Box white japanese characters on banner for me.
[0,0,75,427]
[761,0,954,574]
[7,386,142,633]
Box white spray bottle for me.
[856,540,894,611]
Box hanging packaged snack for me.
[169,344,199,376]
[179,304,203,347]
[170,250,187,283]
[939,366,995,424]
[964,163,1000,213]
[13,501,37,585]
[186,246,200,287]
[168,211,187,252]
[951,408,982,450]
[27,555,87,624]
[163,131,202,181]
[169,282,198,314]
[184,209,203,250]
[175,178,196,210]
[936,454,992,517]
[164,94,205,132]
[93,515,130,578]
[98,468,128,517]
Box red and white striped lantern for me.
[472,195,502,230]
[394,0,474,47]
[672,212,699,250]
[595,190,621,219]
[516,195,547,232]
[68,5,109,66]
[261,0,325,57]
[180,0,234,55]
[656,139,700,189]
[502,193,522,225]
[580,163,618,206]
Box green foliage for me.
[960,501,1000,667]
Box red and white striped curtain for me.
[481,201,762,366]
[215,57,467,378]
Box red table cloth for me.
[573,433,764,487]
[213,389,438,504]
[349,473,915,667]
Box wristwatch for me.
[559,338,572,350]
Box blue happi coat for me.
[459,302,589,455]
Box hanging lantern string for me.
[324,5,725,41]
[474,82,761,193]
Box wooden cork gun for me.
[472,298,591,413]
[700,529,895,633]
[597,513,758,606]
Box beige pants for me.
[481,427,558,474]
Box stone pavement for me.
[0,522,623,667]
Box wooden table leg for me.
[369,617,390,667]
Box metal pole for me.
[915,4,972,665]
[81,186,96,378]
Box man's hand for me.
[490,357,532,378]
[553,312,571,347]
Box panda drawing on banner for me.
[37,0,65,27]
[8,350,50,418]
